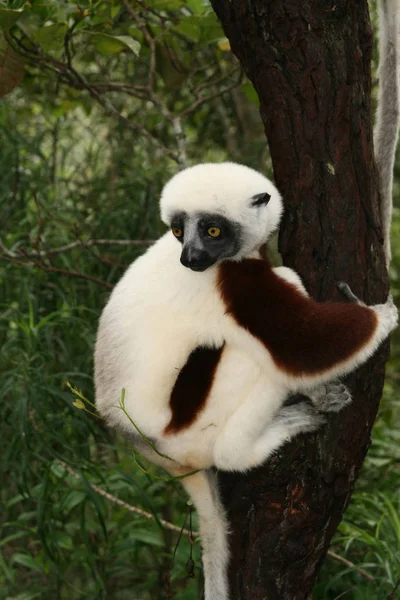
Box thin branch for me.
[172,117,188,169]
[327,550,374,582]
[31,262,113,289]
[90,81,149,99]
[123,0,156,91]
[332,590,354,600]
[178,73,243,119]
[387,578,400,599]
[0,237,154,259]
[0,252,113,289]
[195,67,241,95]
[0,254,35,268]
[57,460,194,536]
[62,64,178,162]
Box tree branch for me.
[177,72,243,119]
[327,550,374,582]
[387,578,400,600]
[0,237,154,260]
[57,460,193,536]
[0,252,113,289]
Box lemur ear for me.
[251,192,271,207]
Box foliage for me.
[0,1,399,599]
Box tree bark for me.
[210,1,389,598]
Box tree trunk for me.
[210,1,389,598]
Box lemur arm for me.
[219,259,398,387]
[374,0,400,266]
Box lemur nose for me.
[180,247,210,271]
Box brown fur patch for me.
[165,345,224,434]
[218,259,378,375]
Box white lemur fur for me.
[374,0,400,265]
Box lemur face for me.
[170,211,242,271]
[160,163,283,267]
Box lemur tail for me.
[374,0,400,267]
[180,470,230,600]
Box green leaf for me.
[112,35,140,56]
[129,528,164,547]
[54,531,74,550]
[151,0,185,8]
[0,32,24,98]
[173,16,200,42]
[174,13,223,45]
[79,472,108,541]
[242,82,259,105]
[187,0,209,15]
[34,23,68,52]
[11,553,43,572]
[80,31,140,57]
[62,490,86,512]
[0,8,24,31]
[156,43,187,89]
[16,11,41,39]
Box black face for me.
[170,211,242,272]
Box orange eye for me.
[172,227,183,238]
[207,226,221,238]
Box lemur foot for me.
[308,382,352,413]
[273,402,326,437]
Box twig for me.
[36,263,113,288]
[64,65,178,162]
[123,0,190,168]
[327,550,374,582]
[57,460,194,536]
[0,252,113,289]
[178,74,243,119]
[333,590,354,600]
[387,578,400,599]
[172,117,188,169]
[123,0,156,92]
[195,67,241,95]
[0,237,154,259]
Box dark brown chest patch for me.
[165,345,224,434]
[218,259,378,376]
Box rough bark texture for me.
[210,1,389,599]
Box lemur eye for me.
[172,227,183,238]
[207,227,221,238]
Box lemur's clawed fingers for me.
[312,383,351,412]
[308,383,352,413]
[373,295,398,334]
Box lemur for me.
[94,3,399,599]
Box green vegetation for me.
[0,1,399,598]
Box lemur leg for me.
[212,381,322,472]
[273,266,353,413]
[248,402,325,468]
